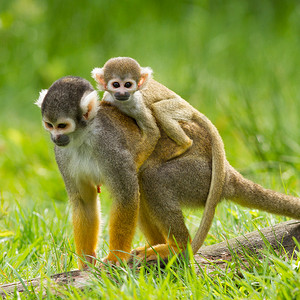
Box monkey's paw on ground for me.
[130,244,178,263]
[78,252,97,270]
[101,252,132,266]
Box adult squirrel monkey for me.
[36,76,300,267]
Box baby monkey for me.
[92,57,192,159]
[92,57,226,255]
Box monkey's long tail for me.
[226,165,300,219]
[191,113,227,255]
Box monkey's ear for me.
[35,89,48,108]
[80,90,99,120]
[91,68,106,90]
[138,67,153,90]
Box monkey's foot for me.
[79,251,96,269]
[131,244,180,262]
[130,245,150,256]
[102,251,131,266]
[169,139,193,160]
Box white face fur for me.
[91,66,153,102]
[107,78,137,94]
[42,117,76,139]
[35,89,99,147]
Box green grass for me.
[1,0,300,298]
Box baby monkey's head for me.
[92,57,152,101]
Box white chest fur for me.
[62,138,102,186]
[103,91,145,119]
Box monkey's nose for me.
[115,92,130,101]
[51,134,70,146]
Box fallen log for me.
[195,219,300,272]
[1,220,299,297]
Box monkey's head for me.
[91,57,153,101]
[35,76,99,147]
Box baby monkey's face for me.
[106,77,138,101]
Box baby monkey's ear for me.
[35,89,48,108]
[91,68,106,90]
[80,90,99,120]
[137,67,153,90]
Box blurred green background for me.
[1,0,300,163]
[1,0,300,279]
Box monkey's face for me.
[106,78,137,101]
[35,77,100,148]
[42,117,76,147]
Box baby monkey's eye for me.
[124,82,132,88]
[112,82,120,88]
[57,123,67,129]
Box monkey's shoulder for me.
[97,101,144,148]
[98,101,138,129]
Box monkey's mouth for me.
[51,134,70,147]
[116,96,130,101]
[115,92,130,101]
[55,140,70,147]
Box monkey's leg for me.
[132,197,166,256]
[152,99,193,159]
[135,173,191,261]
[101,163,140,264]
[136,214,191,261]
[137,208,191,261]
[70,181,100,269]
[104,199,139,264]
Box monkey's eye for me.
[124,82,132,88]
[45,122,53,129]
[112,82,120,88]
[57,123,67,129]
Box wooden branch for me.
[1,220,300,297]
[195,219,300,273]
[0,270,91,298]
